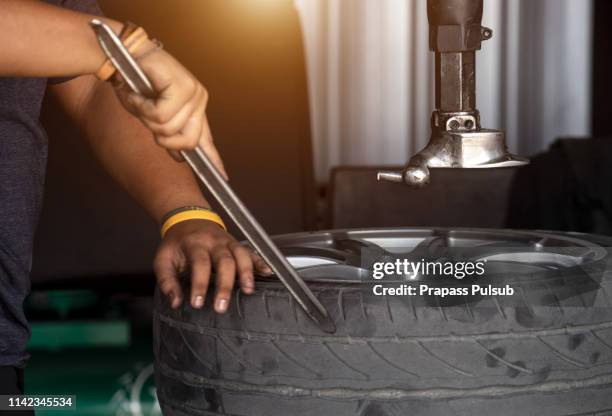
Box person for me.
[0,0,272,401]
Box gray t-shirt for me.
[0,0,102,367]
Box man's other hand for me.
[154,220,272,313]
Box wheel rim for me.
[262,228,610,283]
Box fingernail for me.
[216,298,228,313]
[193,296,204,309]
[242,285,254,295]
[171,294,182,309]
[264,267,273,276]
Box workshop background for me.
[33,0,609,281]
[23,0,612,412]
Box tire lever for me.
[90,19,336,333]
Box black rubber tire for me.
[154,230,612,416]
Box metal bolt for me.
[482,27,493,40]
[449,120,461,130]
[464,119,475,129]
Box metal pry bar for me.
[90,19,336,333]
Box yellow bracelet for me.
[161,209,227,237]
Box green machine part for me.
[24,289,161,415]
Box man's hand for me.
[113,44,228,179]
[154,219,273,313]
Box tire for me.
[154,228,612,416]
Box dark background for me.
[593,0,612,138]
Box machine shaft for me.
[435,51,476,113]
[429,0,484,117]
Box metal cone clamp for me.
[378,0,528,187]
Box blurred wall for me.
[32,0,315,280]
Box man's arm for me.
[0,0,118,77]
[49,75,271,313]
[0,0,227,175]
[1,0,265,311]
